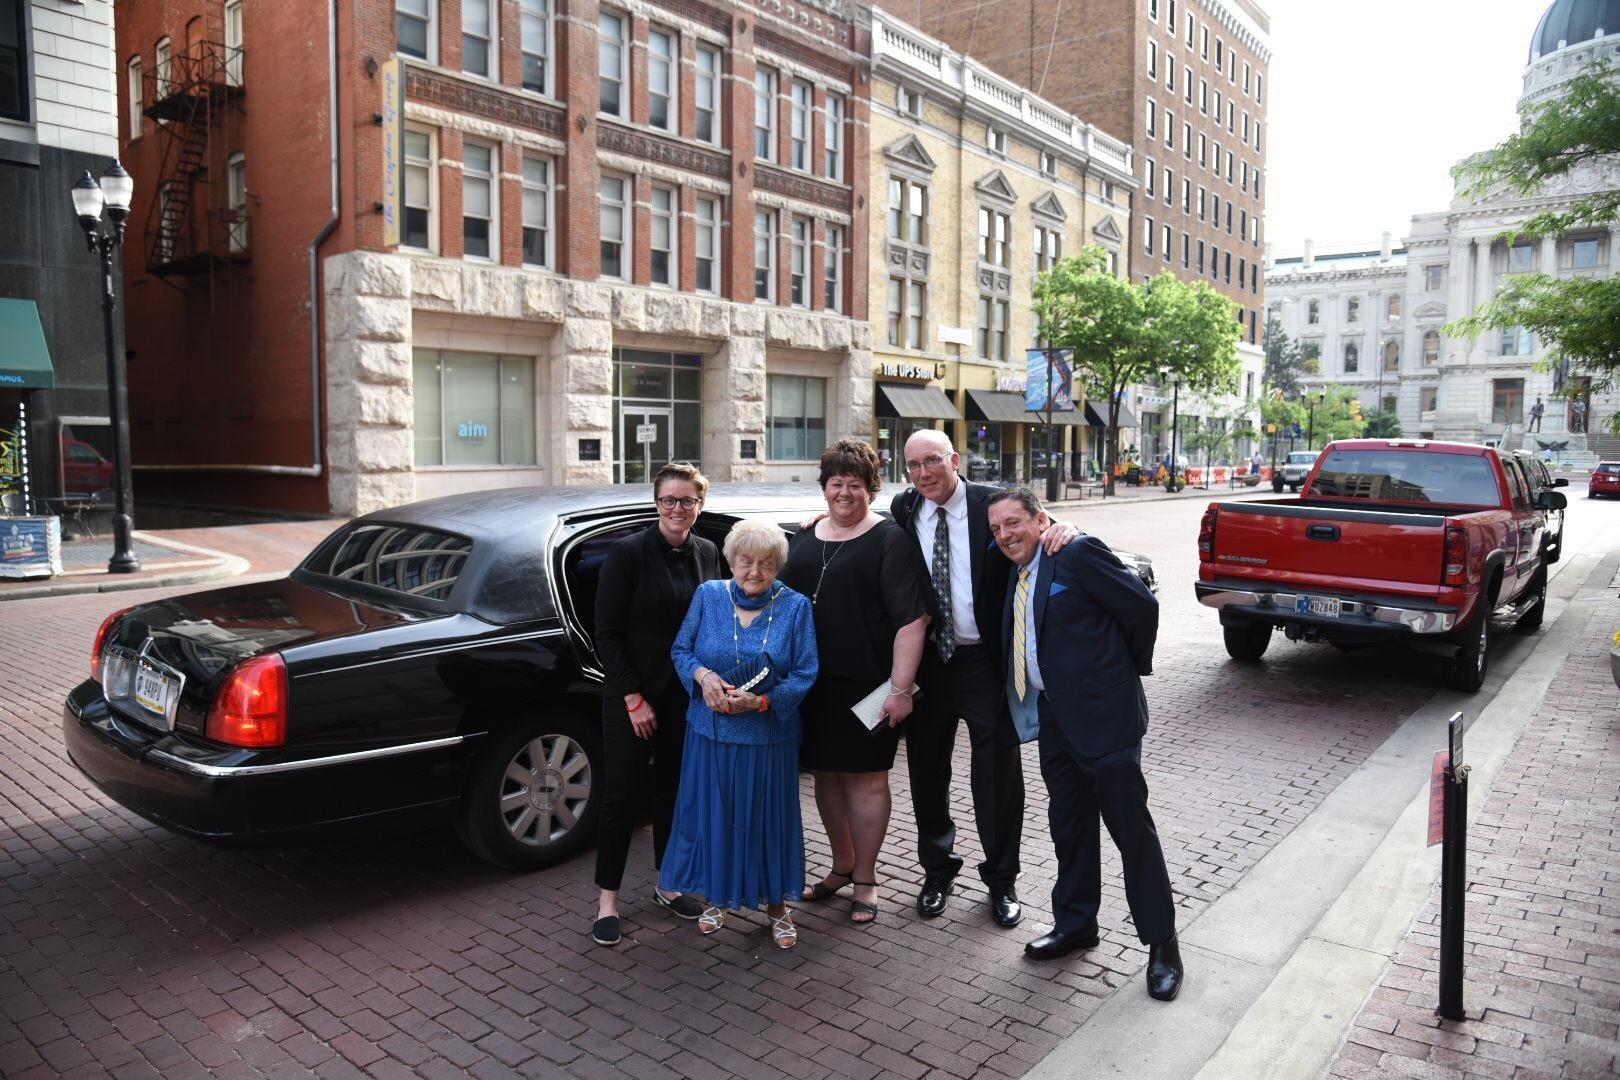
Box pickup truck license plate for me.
[133,664,176,718]
[1296,595,1341,618]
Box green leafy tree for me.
[1448,62,1620,434]
[1263,318,1321,399]
[1361,410,1403,439]
[1312,385,1369,447]
[1183,409,1260,488]
[1034,246,1242,494]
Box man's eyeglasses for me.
[656,496,702,510]
[905,453,952,475]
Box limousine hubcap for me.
[501,734,593,847]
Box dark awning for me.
[965,390,1028,423]
[0,299,54,390]
[875,383,963,421]
[965,389,1083,426]
[1084,400,1138,429]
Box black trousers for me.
[593,683,690,892]
[1037,704,1176,945]
[905,643,1024,888]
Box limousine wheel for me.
[457,711,602,871]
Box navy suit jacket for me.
[1002,533,1159,758]
[891,480,1013,680]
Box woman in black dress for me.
[589,462,723,947]
[779,439,929,923]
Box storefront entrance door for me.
[618,407,672,484]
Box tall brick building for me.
[887,0,1271,463]
[117,0,871,517]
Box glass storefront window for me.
[411,349,538,467]
[966,422,1001,482]
[767,374,827,461]
[613,349,703,483]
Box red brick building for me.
[117,0,872,516]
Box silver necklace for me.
[733,585,778,665]
[812,538,847,606]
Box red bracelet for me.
[756,693,770,713]
[625,694,644,710]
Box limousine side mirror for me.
[1535,490,1568,511]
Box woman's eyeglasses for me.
[656,496,702,510]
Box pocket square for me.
[1049,582,1069,596]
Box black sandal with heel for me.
[850,881,879,925]
[803,868,855,902]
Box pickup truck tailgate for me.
[1212,503,1445,596]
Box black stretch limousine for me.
[64,485,1157,870]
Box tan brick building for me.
[868,9,1135,486]
[889,0,1270,465]
[117,0,872,516]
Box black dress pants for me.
[593,684,690,892]
[905,644,1024,888]
[1037,704,1176,946]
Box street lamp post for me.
[70,162,140,574]
[1169,378,1181,491]
[1306,390,1326,451]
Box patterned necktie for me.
[1012,564,1031,701]
[931,507,956,662]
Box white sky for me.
[1264,0,1548,257]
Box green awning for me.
[0,299,54,390]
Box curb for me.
[0,531,251,602]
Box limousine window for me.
[320,523,473,600]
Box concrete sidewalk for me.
[0,519,340,601]
[1026,545,1620,1080]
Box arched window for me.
[1383,340,1399,371]
[1343,343,1359,373]
[1422,330,1440,365]
[154,37,171,96]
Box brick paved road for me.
[1327,565,1620,1080]
[0,496,1569,1079]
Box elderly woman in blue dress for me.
[661,520,819,948]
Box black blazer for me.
[593,524,722,699]
[1002,533,1159,758]
[890,480,1013,679]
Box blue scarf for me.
[729,580,779,610]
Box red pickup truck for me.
[1195,440,1568,692]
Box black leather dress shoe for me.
[1147,935,1184,1001]
[990,887,1022,928]
[1024,923,1100,960]
[916,856,964,917]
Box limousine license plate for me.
[133,663,179,721]
[1296,594,1341,618]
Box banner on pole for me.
[1025,348,1075,413]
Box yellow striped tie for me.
[1012,565,1031,701]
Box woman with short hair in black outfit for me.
[780,439,930,924]
[591,462,722,946]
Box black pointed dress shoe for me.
[1147,935,1184,1001]
[916,856,964,918]
[1024,923,1100,960]
[990,887,1022,928]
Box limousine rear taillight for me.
[91,606,134,682]
[207,654,288,748]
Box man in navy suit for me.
[987,487,1184,1001]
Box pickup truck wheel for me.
[456,710,602,871]
[1445,608,1491,693]
[1272,479,1284,493]
[1223,621,1273,661]
[1514,567,1547,633]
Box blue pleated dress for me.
[658,579,819,911]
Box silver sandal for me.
[771,910,798,950]
[698,906,725,934]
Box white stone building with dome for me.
[1265,0,1620,464]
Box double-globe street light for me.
[69,161,141,574]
